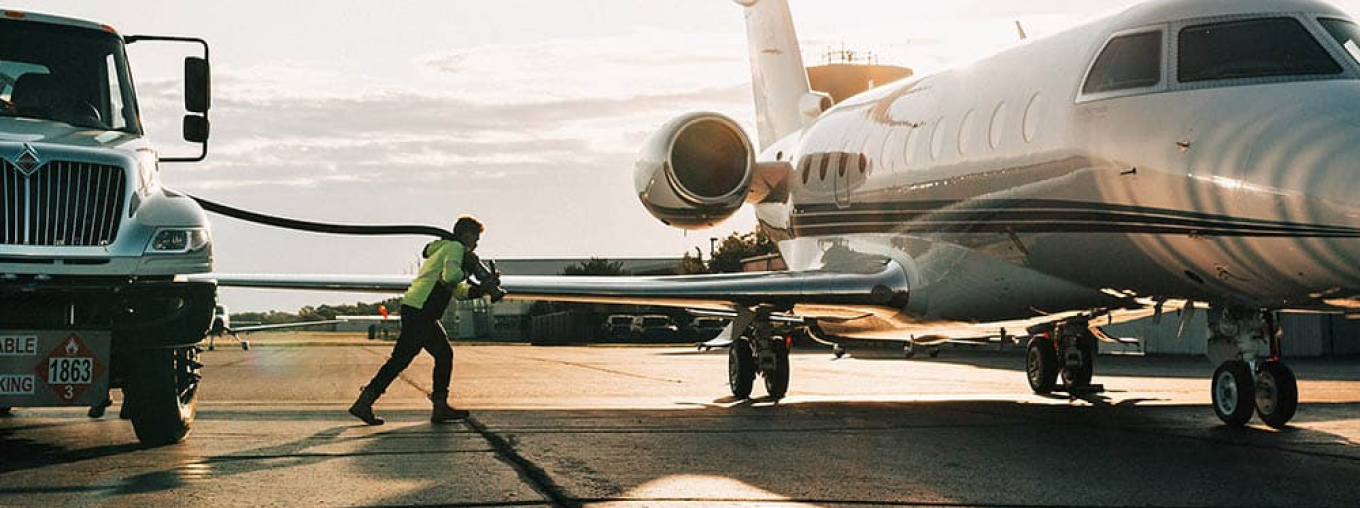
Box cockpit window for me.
[1320,18,1360,65]
[1083,31,1162,94]
[1179,18,1341,82]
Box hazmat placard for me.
[0,331,110,407]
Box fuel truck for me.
[0,8,216,446]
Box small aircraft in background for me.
[204,304,342,351]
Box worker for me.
[349,215,496,425]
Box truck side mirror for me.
[128,35,211,162]
[183,115,209,143]
[185,57,210,114]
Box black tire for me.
[129,347,199,446]
[764,340,790,399]
[1026,337,1059,394]
[728,339,756,399]
[1212,360,1255,427]
[1255,360,1298,429]
[1061,338,1095,388]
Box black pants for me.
[365,304,453,398]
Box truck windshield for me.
[0,19,141,134]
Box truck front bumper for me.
[0,276,216,349]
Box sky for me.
[10,0,1360,312]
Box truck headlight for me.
[146,228,211,254]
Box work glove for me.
[467,283,486,300]
[467,282,507,303]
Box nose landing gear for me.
[1206,307,1298,429]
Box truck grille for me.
[1,160,126,247]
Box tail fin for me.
[734,0,829,150]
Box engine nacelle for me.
[634,112,755,229]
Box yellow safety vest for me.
[402,240,471,309]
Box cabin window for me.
[1179,18,1341,82]
[1320,18,1360,65]
[1083,31,1162,94]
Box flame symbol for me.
[65,339,79,355]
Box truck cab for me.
[0,9,216,446]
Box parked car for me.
[687,317,729,341]
[601,314,635,339]
[630,314,679,342]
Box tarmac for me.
[4,332,1360,507]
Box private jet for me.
[201,0,1360,429]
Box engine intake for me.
[635,112,754,229]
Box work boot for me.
[348,385,385,426]
[430,392,469,423]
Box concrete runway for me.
[4,332,1360,507]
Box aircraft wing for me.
[190,259,910,319]
[228,320,344,333]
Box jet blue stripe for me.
[790,199,1360,237]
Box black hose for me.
[189,194,456,240]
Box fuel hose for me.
[188,194,456,239]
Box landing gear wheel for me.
[1255,360,1298,429]
[241,341,250,351]
[1026,337,1059,394]
[833,344,845,359]
[1212,360,1255,427]
[1061,342,1094,388]
[129,347,200,446]
[904,344,916,359]
[764,341,790,399]
[728,339,756,399]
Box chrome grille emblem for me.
[14,143,41,176]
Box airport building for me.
[448,258,685,341]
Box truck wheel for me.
[129,347,200,446]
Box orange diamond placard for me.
[34,333,107,404]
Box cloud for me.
[413,28,749,103]
[136,55,751,191]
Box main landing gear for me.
[1206,306,1297,429]
[725,305,793,400]
[1024,319,1099,394]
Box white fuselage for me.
[758,0,1360,330]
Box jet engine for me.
[634,112,754,229]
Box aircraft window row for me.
[1178,18,1341,83]
[1320,18,1360,66]
[1083,31,1162,94]
[798,151,870,184]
